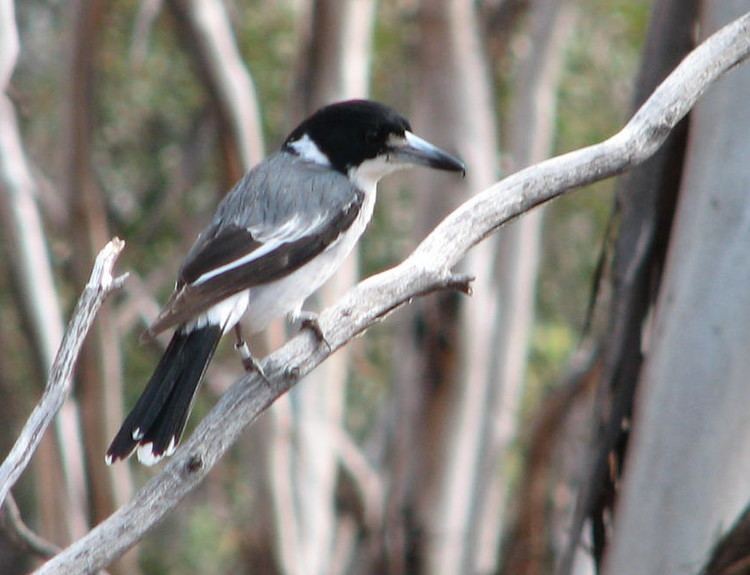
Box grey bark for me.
[410,1,501,573]
[274,2,376,574]
[0,0,89,542]
[1,493,60,559]
[65,3,134,547]
[603,4,750,574]
[471,1,576,572]
[0,240,127,508]
[167,0,264,169]
[559,0,698,570]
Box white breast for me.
[241,183,377,333]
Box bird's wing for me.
[145,153,363,337]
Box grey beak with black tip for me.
[389,131,466,174]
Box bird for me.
[105,99,465,466]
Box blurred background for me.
[2,1,748,574]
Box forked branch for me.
[0,239,128,507]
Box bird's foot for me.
[290,310,331,351]
[233,325,270,385]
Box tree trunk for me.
[0,0,89,547]
[404,1,503,574]
[559,0,697,570]
[67,0,124,524]
[65,2,137,572]
[270,2,376,574]
[472,1,576,572]
[163,2,274,571]
[167,0,265,187]
[604,2,750,573]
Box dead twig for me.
[1,492,60,559]
[0,239,128,508]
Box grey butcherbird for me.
[106,99,465,466]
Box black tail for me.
[106,325,222,465]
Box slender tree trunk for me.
[270,2,376,574]
[403,1,503,574]
[559,0,697,571]
[64,2,136,572]
[604,2,750,574]
[470,1,576,572]
[167,0,266,184]
[500,348,600,575]
[163,1,274,571]
[408,1,573,572]
[0,0,89,547]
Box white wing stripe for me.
[252,213,302,242]
[192,248,267,285]
[191,214,326,286]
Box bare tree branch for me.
[0,239,128,508]
[167,0,265,171]
[0,0,64,392]
[1,0,104,539]
[0,492,113,575]
[1,493,60,559]
[34,12,750,574]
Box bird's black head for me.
[283,100,465,182]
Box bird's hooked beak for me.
[388,131,466,174]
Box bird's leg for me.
[233,324,269,383]
[289,310,331,351]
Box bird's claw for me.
[292,311,331,351]
[234,326,270,386]
[244,356,271,385]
